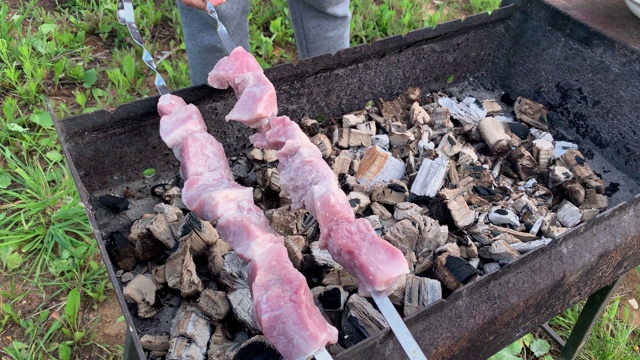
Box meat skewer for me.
[158,95,338,360]
[118,2,338,358]
[210,47,427,360]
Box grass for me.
[0,0,636,359]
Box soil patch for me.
[90,291,127,346]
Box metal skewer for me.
[370,290,428,360]
[204,1,236,54]
[117,0,170,95]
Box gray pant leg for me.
[177,0,251,85]
[286,0,351,59]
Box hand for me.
[181,0,226,10]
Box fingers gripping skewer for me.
[117,0,170,95]
[204,2,236,54]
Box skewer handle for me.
[370,290,428,360]
[117,0,170,95]
[314,347,334,360]
[205,2,236,54]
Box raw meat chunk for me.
[180,132,233,181]
[216,216,282,261]
[326,218,409,296]
[225,73,277,129]
[157,94,187,117]
[182,173,253,223]
[159,104,207,159]
[250,245,338,360]
[208,46,263,91]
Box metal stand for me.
[542,276,625,360]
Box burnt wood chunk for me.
[410,155,449,197]
[481,99,502,115]
[444,256,479,284]
[311,241,341,268]
[123,274,159,318]
[179,213,219,257]
[371,202,393,220]
[301,117,319,136]
[437,132,462,158]
[489,224,538,242]
[341,295,388,348]
[167,304,211,360]
[228,289,255,331]
[357,121,377,136]
[514,97,549,130]
[167,337,204,360]
[332,151,353,176]
[335,128,351,149]
[140,334,170,355]
[563,180,586,206]
[284,235,305,269]
[129,213,166,260]
[148,213,175,249]
[208,325,237,360]
[384,219,419,255]
[508,145,539,181]
[349,129,373,147]
[410,102,433,127]
[549,165,574,188]
[207,239,233,278]
[388,274,407,306]
[489,240,521,263]
[198,289,231,322]
[318,285,349,311]
[393,202,424,224]
[228,335,282,360]
[355,146,406,187]
[248,147,264,161]
[265,206,298,236]
[152,265,167,288]
[446,196,475,229]
[581,188,608,211]
[343,113,366,128]
[532,139,554,169]
[348,191,371,214]
[98,194,129,213]
[165,237,203,297]
[220,252,249,291]
[109,231,136,271]
[323,268,358,291]
[376,87,421,125]
[558,149,595,183]
[506,122,530,140]
[478,117,511,154]
[311,133,333,158]
[371,179,409,205]
[431,253,462,293]
[404,275,442,317]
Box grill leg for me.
[124,328,139,360]
[555,276,625,360]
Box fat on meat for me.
[159,104,207,159]
[216,216,282,261]
[250,245,339,360]
[157,94,187,117]
[180,132,233,181]
[326,218,409,296]
[207,46,263,91]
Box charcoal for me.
[109,231,136,271]
[98,194,129,212]
[444,256,479,284]
[229,335,282,360]
[506,122,530,140]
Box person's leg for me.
[176,0,251,85]
[286,0,351,59]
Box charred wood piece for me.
[410,155,449,197]
[356,146,406,188]
[478,117,511,154]
[198,289,231,322]
[514,97,549,130]
[123,274,159,319]
[341,294,388,348]
[109,231,136,271]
